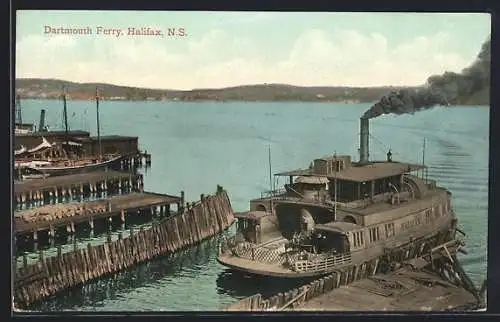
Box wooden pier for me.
[113,151,151,170]
[291,264,480,311]
[222,234,484,312]
[14,171,144,207]
[13,190,235,308]
[14,192,182,238]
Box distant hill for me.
[15,78,489,106]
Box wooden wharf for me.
[222,235,485,312]
[14,192,183,239]
[13,190,235,308]
[14,171,144,207]
[291,265,481,311]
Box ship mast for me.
[268,143,273,215]
[15,94,22,124]
[96,87,102,160]
[334,151,337,221]
[62,86,69,151]
[422,138,427,181]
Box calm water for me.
[16,100,489,311]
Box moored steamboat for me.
[217,117,462,278]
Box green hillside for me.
[15,78,490,106]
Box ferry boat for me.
[217,117,460,278]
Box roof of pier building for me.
[14,136,83,152]
[79,135,139,142]
[15,130,90,138]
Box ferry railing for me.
[260,188,287,198]
[271,194,341,208]
[260,188,349,209]
[219,235,237,255]
[227,242,288,264]
[424,179,437,189]
[292,253,352,273]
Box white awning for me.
[27,137,55,153]
[14,145,27,155]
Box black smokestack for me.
[362,37,490,119]
[359,117,369,163]
[39,109,46,132]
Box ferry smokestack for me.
[359,117,369,163]
[39,109,46,132]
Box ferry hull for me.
[217,218,455,279]
[216,255,331,278]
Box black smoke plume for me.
[362,37,490,119]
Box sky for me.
[15,11,491,90]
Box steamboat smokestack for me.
[39,109,46,132]
[359,117,369,164]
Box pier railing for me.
[293,253,352,273]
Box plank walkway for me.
[14,192,181,234]
[293,267,479,311]
[13,191,235,308]
[14,171,138,195]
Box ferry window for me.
[237,219,247,231]
[337,180,358,203]
[369,227,379,243]
[353,231,364,248]
[385,223,395,238]
[336,160,341,172]
[434,205,440,218]
[360,182,370,199]
[415,214,422,225]
[425,209,432,223]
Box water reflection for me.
[15,211,159,264]
[28,235,222,311]
[215,269,315,299]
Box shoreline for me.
[13,97,490,106]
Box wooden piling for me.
[13,191,235,308]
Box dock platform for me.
[14,171,144,206]
[14,192,181,236]
[292,266,480,311]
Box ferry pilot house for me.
[267,154,414,255]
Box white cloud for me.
[16,28,472,90]
[211,12,281,27]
